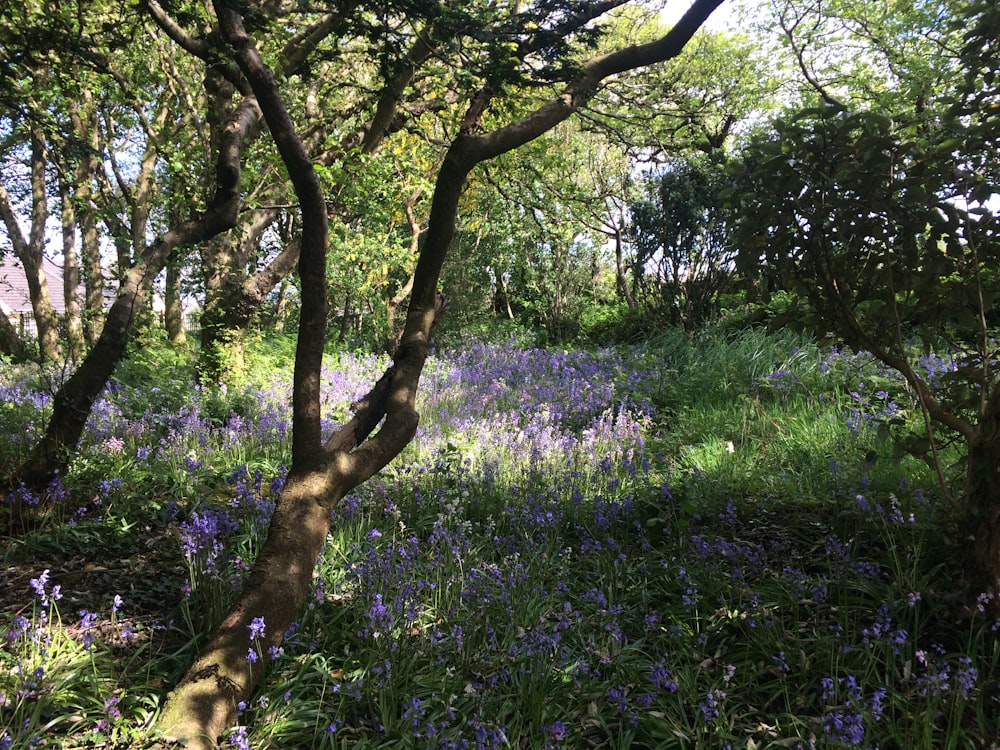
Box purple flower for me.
[649,661,678,692]
[403,696,426,731]
[176,508,240,578]
[869,688,887,722]
[608,685,628,713]
[822,711,865,745]
[248,616,266,640]
[955,657,977,698]
[104,696,121,720]
[772,651,790,674]
[699,689,725,722]
[29,569,50,603]
[544,720,568,741]
[80,610,99,628]
[228,725,251,750]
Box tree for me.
[168,0,460,380]
[7,49,265,493]
[581,22,772,317]
[761,0,966,112]
[629,153,733,328]
[726,0,1000,596]
[0,128,63,363]
[729,98,1000,597]
[468,126,616,341]
[955,0,1000,197]
[2,0,353,489]
[152,1,726,745]
[437,20,771,340]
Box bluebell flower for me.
[248,616,266,640]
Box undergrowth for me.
[1,328,996,749]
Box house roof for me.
[0,255,75,315]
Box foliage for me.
[629,155,735,329]
[758,0,968,113]
[726,96,1000,486]
[730,104,995,345]
[954,0,1000,196]
[3,331,998,748]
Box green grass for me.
[1,327,997,749]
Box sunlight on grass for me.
[1,330,997,749]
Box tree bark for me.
[0,309,29,361]
[155,1,725,746]
[69,92,107,345]
[384,189,423,352]
[614,224,637,309]
[963,387,1000,602]
[59,177,87,362]
[0,130,62,362]
[199,234,240,381]
[165,252,187,346]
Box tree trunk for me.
[614,225,636,309]
[69,92,106,346]
[496,267,515,319]
[165,253,187,346]
[155,2,724,745]
[18,252,62,363]
[338,291,353,343]
[964,435,1000,599]
[11,99,263,491]
[384,189,423,352]
[0,310,29,361]
[963,388,1000,601]
[199,235,242,382]
[0,129,63,362]
[59,177,87,362]
[270,277,289,331]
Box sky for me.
[660,0,748,31]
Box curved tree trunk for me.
[155,2,724,746]
[11,99,263,491]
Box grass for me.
[1,327,997,749]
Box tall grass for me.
[1,329,996,749]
